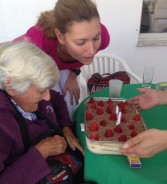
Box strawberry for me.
[121,108,127,114]
[128,123,134,130]
[105,129,113,138]
[97,108,103,115]
[118,101,125,109]
[134,114,141,121]
[88,97,95,104]
[91,104,97,110]
[107,99,113,106]
[98,100,104,106]
[108,103,113,109]
[106,108,112,114]
[90,121,98,131]
[106,103,113,114]
[125,100,130,106]
[91,133,99,140]
[121,117,127,123]
[118,134,127,142]
[114,125,122,133]
[110,113,117,121]
[86,113,93,121]
[107,99,113,104]
[131,130,138,137]
[100,120,107,126]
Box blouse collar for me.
[10,98,37,121]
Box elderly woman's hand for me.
[119,129,167,158]
[35,135,67,159]
[63,72,80,105]
[63,127,84,155]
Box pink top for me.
[15,24,110,70]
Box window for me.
[138,0,167,46]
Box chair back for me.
[79,52,142,101]
[81,52,141,83]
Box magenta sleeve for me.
[99,23,110,51]
[14,25,44,49]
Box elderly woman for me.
[0,41,84,184]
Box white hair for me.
[0,41,59,92]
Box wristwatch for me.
[70,68,81,76]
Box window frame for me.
[138,33,167,47]
[138,0,167,47]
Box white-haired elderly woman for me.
[0,41,84,184]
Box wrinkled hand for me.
[64,72,80,105]
[130,88,160,110]
[119,129,167,158]
[35,135,67,159]
[63,127,84,155]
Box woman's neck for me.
[57,44,75,63]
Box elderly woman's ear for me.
[5,84,16,97]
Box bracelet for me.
[70,68,81,76]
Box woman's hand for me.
[35,135,67,159]
[119,129,167,158]
[64,72,80,105]
[130,88,162,110]
[63,127,84,155]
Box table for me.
[74,84,167,184]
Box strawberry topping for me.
[110,113,117,121]
[97,108,103,115]
[131,130,138,137]
[88,97,95,104]
[105,129,113,138]
[118,101,125,109]
[134,114,141,121]
[118,134,127,142]
[86,113,93,121]
[91,133,99,140]
[98,100,104,106]
[90,121,98,131]
[100,120,107,126]
[114,125,122,133]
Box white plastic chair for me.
[79,52,142,102]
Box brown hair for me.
[38,0,100,38]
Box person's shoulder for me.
[99,23,110,50]
[0,91,17,119]
[26,24,44,37]
[0,92,12,109]
[14,24,46,48]
[50,89,61,96]
[100,23,107,31]
[50,89,63,100]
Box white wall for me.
[1,0,167,83]
[0,0,55,40]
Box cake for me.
[85,97,146,143]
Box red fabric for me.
[55,153,79,173]
[88,72,130,94]
[47,170,68,183]
[44,153,81,183]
